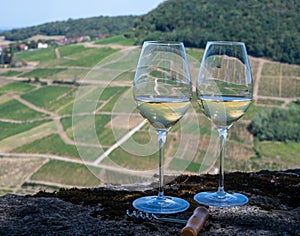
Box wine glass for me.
[132,41,192,214]
[194,41,253,207]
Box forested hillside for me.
[131,0,300,64]
[2,0,299,64]
[2,16,136,40]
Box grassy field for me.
[0,70,23,77]
[15,48,56,62]
[258,61,300,99]
[95,34,136,46]
[47,68,90,81]
[259,141,300,164]
[30,159,101,187]
[21,68,67,78]
[0,81,35,93]
[96,115,119,146]
[0,39,298,195]
[58,45,90,57]
[21,85,74,111]
[100,87,130,112]
[0,99,47,120]
[0,120,47,141]
[0,121,56,152]
[12,134,81,158]
[0,157,46,193]
[102,49,140,70]
[105,147,158,170]
[60,47,119,67]
[61,114,113,144]
[169,158,203,173]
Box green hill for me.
[2,0,300,64]
[2,15,136,40]
[131,0,300,64]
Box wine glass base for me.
[133,196,190,214]
[194,191,248,208]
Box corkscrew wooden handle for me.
[180,206,209,236]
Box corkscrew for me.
[126,206,209,236]
[126,209,187,224]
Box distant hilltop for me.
[1,16,135,42]
[0,28,12,33]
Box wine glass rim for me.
[144,40,184,46]
[207,41,245,46]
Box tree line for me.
[248,104,300,142]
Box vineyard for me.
[0,37,299,195]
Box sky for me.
[1,0,165,29]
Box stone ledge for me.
[0,169,299,235]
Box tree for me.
[248,107,300,142]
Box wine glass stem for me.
[217,128,228,196]
[157,130,167,199]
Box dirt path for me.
[83,42,138,50]
[252,57,298,108]
[12,158,49,194]
[14,95,54,116]
[25,179,89,189]
[54,117,74,145]
[12,94,77,146]
[253,58,264,105]
[279,63,282,97]
[0,121,57,152]
[0,152,156,178]
[55,48,61,59]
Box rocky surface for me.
[0,169,299,235]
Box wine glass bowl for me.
[194,41,253,207]
[132,41,192,214]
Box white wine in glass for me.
[194,41,253,208]
[133,41,192,214]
